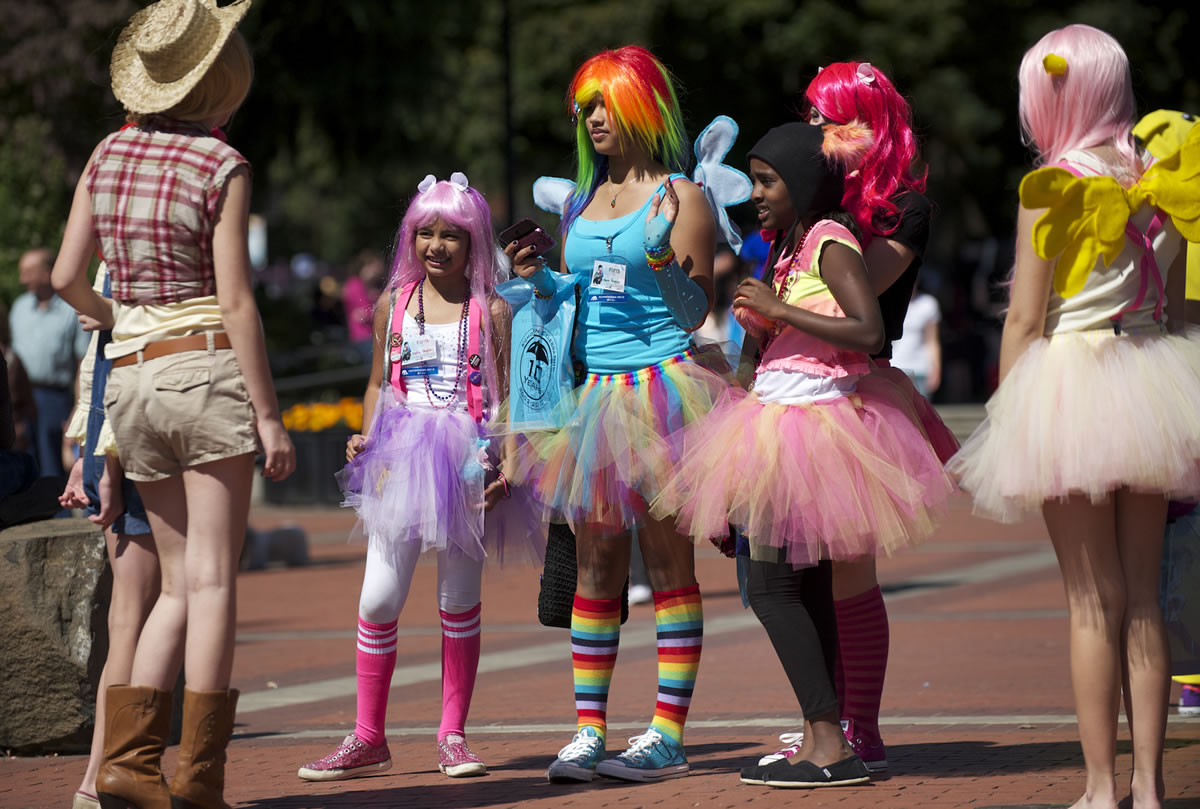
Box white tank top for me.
[399,312,476,412]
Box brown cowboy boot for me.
[168,688,239,809]
[95,685,173,809]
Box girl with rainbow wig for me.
[763,60,959,774]
[506,44,729,784]
[298,175,543,784]
[949,24,1200,809]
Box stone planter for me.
[0,519,109,753]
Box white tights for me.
[358,539,484,623]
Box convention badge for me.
[588,256,631,303]
[406,335,438,363]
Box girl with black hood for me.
[652,122,954,788]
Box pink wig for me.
[1018,24,1141,179]
[384,179,510,413]
[805,62,926,242]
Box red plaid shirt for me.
[87,118,250,305]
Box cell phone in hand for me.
[499,218,556,256]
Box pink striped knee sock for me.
[835,586,889,739]
[438,603,482,739]
[354,616,398,748]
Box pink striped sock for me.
[834,586,889,737]
[438,603,482,739]
[354,616,398,748]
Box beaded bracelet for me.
[645,245,676,272]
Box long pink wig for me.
[384,180,510,414]
[1018,24,1141,180]
[805,62,926,242]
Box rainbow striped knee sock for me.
[649,584,703,743]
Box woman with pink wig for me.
[950,24,1200,809]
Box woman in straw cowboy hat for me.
[51,2,294,808]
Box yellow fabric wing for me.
[1140,124,1200,243]
[1020,167,1131,298]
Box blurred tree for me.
[1,0,1195,312]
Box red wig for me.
[804,62,926,242]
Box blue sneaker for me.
[546,726,606,783]
[595,727,689,782]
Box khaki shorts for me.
[104,346,259,482]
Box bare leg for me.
[1044,495,1122,809]
[575,524,632,600]
[179,454,254,690]
[77,528,160,797]
[127,476,190,690]
[636,512,696,592]
[1114,491,1168,809]
[831,556,878,600]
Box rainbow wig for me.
[1018,24,1141,180]
[385,179,510,412]
[805,62,926,242]
[562,45,689,233]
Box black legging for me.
[746,556,839,719]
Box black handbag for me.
[537,522,629,628]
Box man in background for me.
[9,248,90,477]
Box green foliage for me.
[0,117,69,305]
[1,0,1197,287]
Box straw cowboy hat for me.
[111,0,252,114]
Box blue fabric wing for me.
[692,115,753,252]
[533,177,576,217]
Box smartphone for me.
[499,218,556,256]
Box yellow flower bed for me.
[282,397,363,432]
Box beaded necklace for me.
[763,220,820,349]
[417,279,471,408]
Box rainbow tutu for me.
[511,346,732,534]
[651,374,956,565]
[338,385,544,564]
[948,328,1200,522]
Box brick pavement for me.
[3,496,1199,808]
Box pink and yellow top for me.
[757,220,872,379]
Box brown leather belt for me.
[111,333,232,368]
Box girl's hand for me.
[89,456,125,528]
[258,418,296,481]
[346,434,368,462]
[482,470,512,512]
[79,305,114,332]
[733,278,782,320]
[504,240,547,280]
[59,458,88,510]
[644,175,679,250]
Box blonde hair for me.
[129,31,253,125]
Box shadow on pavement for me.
[878,737,1199,777]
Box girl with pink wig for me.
[950,24,1200,809]
[297,174,542,784]
[750,60,958,774]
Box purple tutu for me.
[337,385,545,564]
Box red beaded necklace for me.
[766,220,820,345]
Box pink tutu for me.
[651,376,956,566]
[337,385,544,564]
[869,363,959,463]
[948,328,1200,522]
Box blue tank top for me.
[565,173,693,374]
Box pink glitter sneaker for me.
[297,733,392,781]
[438,733,487,777]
